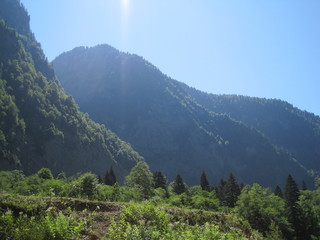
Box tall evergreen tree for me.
[216,178,226,202]
[173,174,186,195]
[274,185,283,198]
[105,166,117,186]
[284,174,303,239]
[153,171,167,189]
[200,171,210,191]
[284,175,300,207]
[222,173,241,208]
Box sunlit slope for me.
[53,45,312,186]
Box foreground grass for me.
[0,193,262,239]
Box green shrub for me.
[106,202,248,240]
[0,210,84,240]
[37,168,54,180]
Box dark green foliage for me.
[284,174,304,239]
[297,185,320,239]
[274,185,283,198]
[235,184,289,236]
[173,174,186,195]
[219,173,241,208]
[284,175,300,207]
[200,171,210,191]
[104,166,117,186]
[37,168,53,180]
[153,171,167,189]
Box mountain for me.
[0,0,142,179]
[52,44,313,187]
[179,87,320,174]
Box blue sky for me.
[21,0,320,116]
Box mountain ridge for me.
[0,0,142,180]
[53,44,314,187]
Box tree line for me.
[1,161,320,239]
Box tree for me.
[222,173,240,208]
[105,166,117,186]
[173,174,186,195]
[79,173,99,200]
[284,175,300,208]
[37,168,53,180]
[200,171,210,191]
[235,184,289,234]
[153,171,167,189]
[284,174,303,239]
[274,185,283,198]
[125,161,154,199]
[216,178,226,202]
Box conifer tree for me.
[284,174,303,239]
[173,174,186,195]
[223,173,240,208]
[274,185,283,198]
[153,171,167,189]
[105,166,117,186]
[200,171,210,191]
[216,178,226,202]
[284,174,299,208]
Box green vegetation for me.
[0,0,142,180]
[1,162,320,239]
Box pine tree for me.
[284,174,299,208]
[153,171,167,189]
[223,173,240,208]
[200,171,210,191]
[274,185,283,198]
[284,174,303,239]
[105,166,117,186]
[216,178,226,202]
[173,174,186,195]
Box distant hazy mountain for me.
[53,44,314,187]
[0,0,142,179]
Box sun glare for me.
[122,0,129,13]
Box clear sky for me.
[21,0,320,116]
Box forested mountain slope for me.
[180,85,320,174]
[53,45,312,187]
[0,0,142,179]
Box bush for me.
[106,202,248,239]
[0,210,84,240]
[37,168,53,180]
